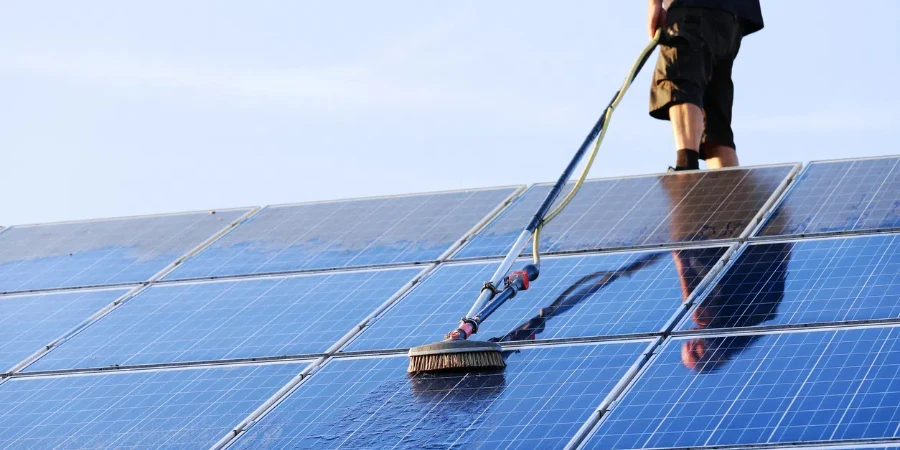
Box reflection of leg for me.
[702,143,739,168]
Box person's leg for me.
[670,102,704,169]
[700,12,743,169]
[703,144,739,168]
[647,6,711,170]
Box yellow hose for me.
[532,30,661,265]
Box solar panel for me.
[454,165,795,259]
[0,288,129,373]
[0,361,304,449]
[583,326,900,449]
[345,247,728,352]
[677,233,900,333]
[0,209,250,294]
[229,341,650,450]
[164,188,519,281]
[759,156,900,237]
[23,267,422,372]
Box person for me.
[647,0,764,171]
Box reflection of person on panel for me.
[663,170,793,372]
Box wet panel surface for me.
[584,327,900,449]
[166,188,518,280]
[232,341,648,450]
[0,288,128,373]
[678,234,900,333]
[0,209,249,293]
[346,247,727,352]
[455,165,793,259]
[26,268,420,372]
[759,157,900,237]
[0,362,304,449]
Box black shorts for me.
[649,6,743,154]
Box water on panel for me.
[26,268,420,372]
[0,288,128,372]
[0,209,248,293]
[456,165,793,259]
[232,341,648,449]
[678,234,900,333]
[346,247,727,352]
[584,326,900,449]
[166,188,517,280]
[759,156,900,237]
[0,362,304,449]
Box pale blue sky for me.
[2,1,898,226]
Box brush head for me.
[407,340,506,374]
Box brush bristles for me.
[407,351,506,374]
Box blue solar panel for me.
[583,326,900,449]
[0,209,249,293]
[344,247,726,352]
[454,165,794,259]
[230,341,649,449]
[759,156,900,237]
[0,288,128,373]
[165,188,518,281]
[677,234,900,333]
[24,267,421,372]
[0,361,303,449]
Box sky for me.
[1,1,898,226]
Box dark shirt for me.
[667,0,764,35]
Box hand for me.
[647,0,666,39]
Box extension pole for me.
[460,30,662,334]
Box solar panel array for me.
[1,157,899,450]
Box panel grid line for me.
[744,163,804,239]
[675,231,900,337]
[165,186,523,280]
[5,285,146,375]
[220,340,654,450]
[579,326,900,449]
[565,241,742,449]
[4,208,261,375]
[756,156,900,238]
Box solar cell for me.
[583,326,900,449]
[454,165,795,259]
[165,188,519,281]
[677,233,900,333]
[759,156,900,237]
[230,341,650,450]
[346,247,728,352]
[0,209,250,294]
[0,288,129,373]
[0,361,304,449]
[24,267,421,372]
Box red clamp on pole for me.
[510,270,530,290]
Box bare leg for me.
[670,103,704,152]
[702,144,739,168]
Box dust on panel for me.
[584,326,900,449]
[345,246,727,352]
[231,340,649,450]
[0,361,305,449]
[455,165,793,259]
[759,156,900,237]
[677,233,900,333]
[0,288,128,373]
[166,188,518,280]
[25,267,421,372]
[0,209,249,293]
